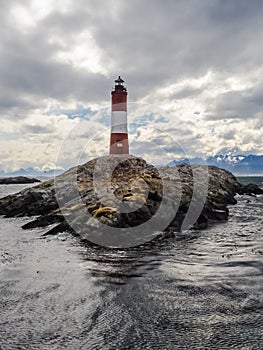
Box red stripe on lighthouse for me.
[112,92,127,111]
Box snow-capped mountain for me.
[212,154,246,164]
[206,154,263,174]
[168,153,263,175]
[207,148,246,165]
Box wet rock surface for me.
[0,156,262,243]
[0,176,41,184]
[238,183,263,195]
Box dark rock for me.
[148,191,162,202]
[22,212,64,229]
[0,176,41,184]
[237,183,263,195]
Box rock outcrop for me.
[0,156,262,245]
[0,176,41,184]
[238,183,263,195]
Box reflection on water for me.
[81,249,161,283]
[0,184,262,349]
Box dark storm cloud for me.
[87,0,263,94]
[0,0,263,117]
[0,3,110,118]
[249,83,263,106]
[0,92,38,111]
[0,50,108,101]
[0,19,109,103]
[205,89,263,120]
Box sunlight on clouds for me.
[30,0,53,19]
[142,70,260,124]
[143,71,216,117]
[31,0,72,16]
[0,113,81,171]
[157,71,214,98]
[10,0,72,32]
[224,77,254,92]
[10,5,36,30]
[54,31,108,75]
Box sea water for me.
[0,180,262,349]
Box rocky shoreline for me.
[0,156,262,245]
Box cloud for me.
[0,0,263,170]
[21,124,54,134]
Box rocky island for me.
[0,156,262,247]
[0,176,41,185]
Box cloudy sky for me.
[1,0,263,171]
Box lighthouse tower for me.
[110,76,129,154]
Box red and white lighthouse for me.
[110,76,129,154]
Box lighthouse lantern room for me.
[110,76,129,154]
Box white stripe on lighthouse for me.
[111,111,128,133]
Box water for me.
[0,181,262,349]
[237,176,263,188]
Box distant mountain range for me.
[0,167,63,178]
[1,152,263,178]
[168,154,263,175]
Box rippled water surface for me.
[0,183,262,349]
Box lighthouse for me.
[110,76,129,154]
